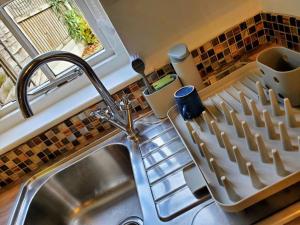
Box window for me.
[0,0,129,118]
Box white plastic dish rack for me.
[168,62,300,212]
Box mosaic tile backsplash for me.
[1,11,300,190]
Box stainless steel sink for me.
[10,144,143,225]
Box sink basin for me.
[11,144,143,225]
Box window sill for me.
[0,64,140,154]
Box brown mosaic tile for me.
[0,156,9,163]
[190,11,300,82]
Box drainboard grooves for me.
[149,161,194,186]
[151,170,187,201]
[140,119,172,139]
[140,129,178,156]
[155,184,187,203]
[147,151,193,184]
[140,122,208,220]
[145,147,186,170]
[143,138,185,168]
[140,126,174,146]
[142,136,180,158]
[155,184,188,204]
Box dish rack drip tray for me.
[168,62,300,212]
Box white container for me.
[257,47,300,106]
[169,43,204,91]
[143,74,182,118]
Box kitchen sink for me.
[9,116,212,225]
[10,144,143,225]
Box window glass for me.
[0,19,48,105]
[0,0,106,106]
[4,0,103,75]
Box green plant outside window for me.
[48,0,98,46]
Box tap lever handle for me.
[90,107,112,120]
[118,95,132,110]
[122,95,130,105]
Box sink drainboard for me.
[139,120,209,221]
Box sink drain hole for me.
[120,216,143,225]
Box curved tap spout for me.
[16,51,121,120]
[16,51,138,141]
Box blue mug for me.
[174,85,205,120]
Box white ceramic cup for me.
[143,75,182,118]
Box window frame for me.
[0,0,130,119]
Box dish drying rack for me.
[168,62,300,212]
